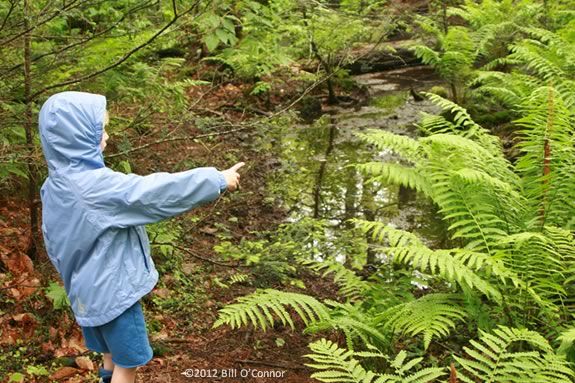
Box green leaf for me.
[45,282,70,310]
[204,34,220,51]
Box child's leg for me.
[103,353,115,370]
[98,300,152,383]
[111,366,137,383]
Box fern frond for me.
[378,293,466,349]
[416,113,457,136]
[304,339,446,383]
[354,130,423,163]
[212,288,331,331]
[305,300,389,351]
[411,45,440,66]
[299,258,371,302]
[557,328,575,358]
[229,273,250,285]
[354,162,431,196]
[508,44,565,81]
[514,86,575,227]
[351,219,504,302]
[455,325,573,383]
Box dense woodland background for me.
[1,0,575,382]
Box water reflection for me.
[267,65,448,269]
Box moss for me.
[369,92,407,113]
[428,86,449,98]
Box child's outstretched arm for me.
[69,163,243,228]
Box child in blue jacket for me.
[38,91,244,383]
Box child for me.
[38,91,244,383]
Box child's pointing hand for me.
[221,162,245,192]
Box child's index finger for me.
[231,162,246,172]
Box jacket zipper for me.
[135,227,150,272]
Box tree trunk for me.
[361,179,377,265]
[313,125,337,219]
[23,0,39,259]
[343,164,358,268]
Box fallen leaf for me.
[182,262,195,275]
[49,367,79,380]
[68,332,87,353]
[153,288,170,299]
[75,356,94,371]
[42,340,55,353]
[151,357,164,367]
[0,251,34,274]
[12,312,37,338]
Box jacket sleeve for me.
[74,167,227,228]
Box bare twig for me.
[151,242,248,268]
[0,0,16,35]
[0,0,82,47]
[105,126,251,158]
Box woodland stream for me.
[270,65,449,265]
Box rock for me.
[297,96,323,123]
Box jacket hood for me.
[39,91,107,174]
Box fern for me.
[229,273,250,285]
[514,86,575,228]
[351,219,505,302]
[497,227,575,306]
[305,300,389,352]
[557,328,575,362]
[298,258,371,302]
[352,162,431,197]
[212,288,331,331]
[377,293,466,350]
[355,103,522,255]
[304,339,445,383]
[454,326,574,383]
[354,130,423,163]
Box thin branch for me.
[172,0,178,18]
[0,0,83,47]
[0,0,16,35]
[268,71,334,117]
[30,0,202,100]
[151,242,247,268]
[105,126,251,158]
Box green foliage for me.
[305,300,390,352]
[304,339,445,383]
[370,93,408,112]
[454,326,574,383]
[557,328,575,362]
[514,86,575,228]
[8,373,24,383]
[211,288,331,331]
[378,294,466,350]
[351,219,515,303]
[45,282,70,310]
[412,24,477,103]
[214,236,299,287]
[147,220,180,257]
[298,258,371,302]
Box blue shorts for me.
[81,300,153,368]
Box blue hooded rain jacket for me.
[39,91,227,327]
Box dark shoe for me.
[99,367,113,383]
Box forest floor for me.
[0,63,347,383]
